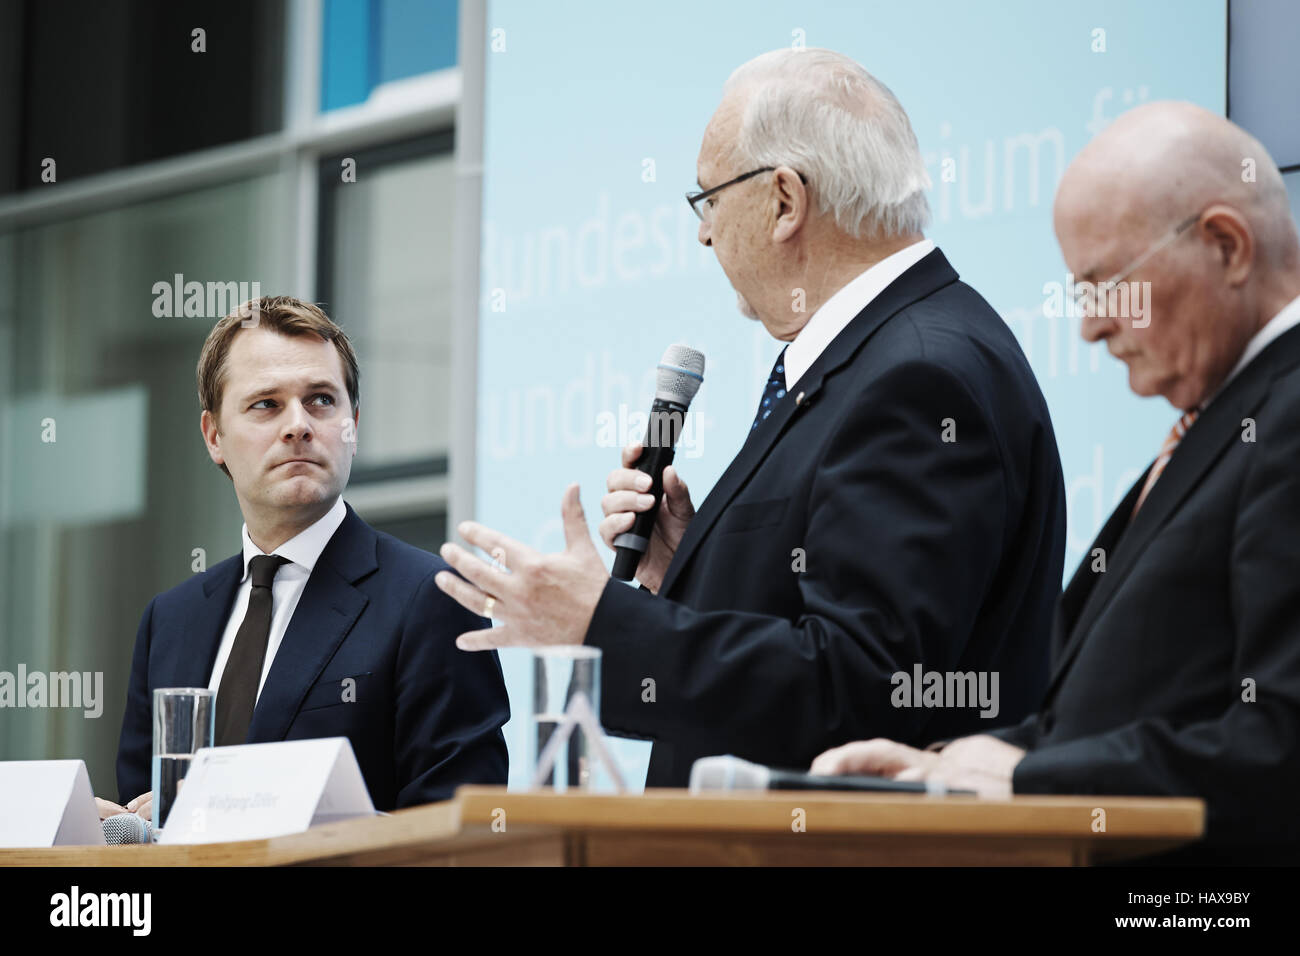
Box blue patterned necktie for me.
[751,346,789,431]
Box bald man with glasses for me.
[814,102,1300,865]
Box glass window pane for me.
[376,0,458,84]
[367,512,448,554]
[320,133,456,476]
[1229,0,1300,169]
[0,0,285,195]
[0,173,293,788]
[321,0,458,111]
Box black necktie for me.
[214,554,289,746]
[751,346,789,432]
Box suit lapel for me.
[1055,471,1146,643]
[660,249,960,597]
[179,557,243,688]
[247,502,377,742]
[1043,325,1300,701]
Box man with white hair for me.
[435,49,1066,787]
[812,102,1300,863]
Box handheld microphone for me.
[102,812,154,845]
[611,344,706,581]
[688,754,974,795]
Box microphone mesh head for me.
[688,754,769,793]
[655,344,706,405]
[102,812,152,844]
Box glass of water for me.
[530,646,602,791]
[151,687,215,835]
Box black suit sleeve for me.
[586,360,1007,767]
[392,565,511,807]
[116,596,156,805]
[987,713,1039,750]
[1012,405,1300,847]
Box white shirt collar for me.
[1202,293,1300,410]
[782,239,935,389]
[239,495,347,580]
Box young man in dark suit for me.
[813,103,1300,864]
[103,296,508,819]
[432,50,1067,787]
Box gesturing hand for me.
[436,484,610,650]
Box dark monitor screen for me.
[1229,0,1300,170]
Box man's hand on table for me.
[811,735,1026,798]
[96,791,152,822]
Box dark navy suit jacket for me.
[586,248,1067,787]
[116,501,510,810]
[996,325,1300,863]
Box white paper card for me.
[0,760,106,847]
[158,737,375,844]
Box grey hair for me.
[724,48,931,239]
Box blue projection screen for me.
[478,0,1227,789]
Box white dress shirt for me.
[782,238,936,389]
[207,495,347,702]
[1202,292,1300,409]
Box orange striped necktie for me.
[1132,410,1200,517]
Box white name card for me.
[158,737,376,844]
[0,760,106,847]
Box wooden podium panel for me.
[0,788,1203,866]
[0,800,564,867]
[453,787,1206,866]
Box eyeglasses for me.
[1074,212,1201,315]
[685,167,806,223]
